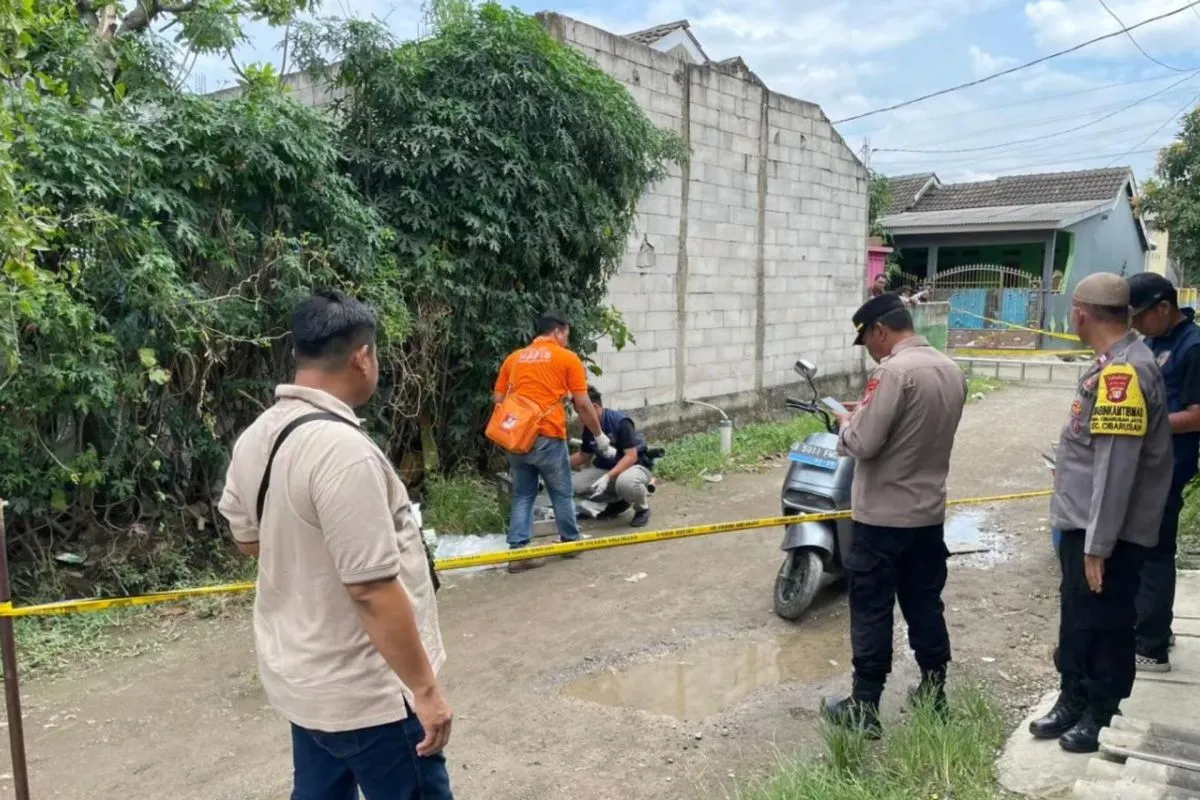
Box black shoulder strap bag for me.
[255,412,440,592]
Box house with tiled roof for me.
[877,167,1150,339]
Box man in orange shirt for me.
[494,312,615,573]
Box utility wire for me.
[868,83,1198,150]
[1105,91,1200,166]
[847,71,1189,136]
[875,69,1200,154]
[1097,0,1195,72]
[833,0,1200,124]
[875,147,1164,175]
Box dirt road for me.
[1,385,1072,799]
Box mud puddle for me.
[945,509,1013,568]
[564,632,850,720]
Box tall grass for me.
[742,682,1006,800]
[422,472,508,535]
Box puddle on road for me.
[944,509,1012,567]
[945,510,989,554]
[564,634,848,720]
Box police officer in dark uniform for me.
[1127,273,1200,672]
[1030,274,1172,753]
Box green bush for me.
[2,2,679,599]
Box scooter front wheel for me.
[773,548,824,621]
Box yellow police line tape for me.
[953,310,1082,343]
[0,488,1055,620]
[953,347,1094,359]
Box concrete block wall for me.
[540,13,868,423]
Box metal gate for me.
[930,265,1043,330]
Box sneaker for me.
[507,556,547,574]
[597,501,631,520]
[630,508,651,527]
[1135,653,1171,673]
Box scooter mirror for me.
[794,359,818,378]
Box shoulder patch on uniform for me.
[860,376,881,407]
[1090,363,1147,436]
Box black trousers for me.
[847,521,951,686]
[1058,529,1146,715]
[1134,481,1184,660]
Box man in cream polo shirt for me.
[219,290,453,800]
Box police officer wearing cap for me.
[822,292,967,736]
[1127,273,1200,673]
[1030,273,1172,753]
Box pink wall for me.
[867,245,893,286]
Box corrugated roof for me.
[884,173,936,215]
[913,167,1131,212]
[625,20,691,45]
[880,200,1115,232]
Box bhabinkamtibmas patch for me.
[1090,363,1147,436]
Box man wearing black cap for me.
[1029,273,1171,753]
[1127,273,1200,673]
[821,292,967,736]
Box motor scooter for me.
[773,358,855,621]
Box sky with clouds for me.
[192,0,1200,184]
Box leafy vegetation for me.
[743,682,1006,800]
[1142,106,1200,283]
[966,375,1005,400]
[1,1,680,599]
[656,416,824,485]
[422,473,507,535]
[292,8,685,472]
[867,170,892,238]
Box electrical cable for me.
[844,71,1191,137]
[874,69,1200,154]
[833,0,1200,124]
[1096,0,1195,72]
[1105,91,1200,166]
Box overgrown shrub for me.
[294,5,685,472]
[1,1,681,599]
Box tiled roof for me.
[884,173,936,215]
[912,167,1131,213]
[625,20,691,45]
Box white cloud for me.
[1025,0,1200,57]
[969,45,1018,78]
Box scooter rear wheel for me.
[773,549,824,621]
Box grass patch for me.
[966,375,1005,401]
[656,416,824,485]
[742,682,1006,800]
[422,472,507,535]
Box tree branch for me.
[116,0,198,35]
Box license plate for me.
[788,444,839,470]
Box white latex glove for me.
[589,474,611,499]
[593,433,617,460]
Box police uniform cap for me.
[851,292,905,346]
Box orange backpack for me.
[486,392,554,454]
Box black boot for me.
[1058,708,1105,753]
[1028,691,1085,740]
[823,677,883,739]
[907,668,948,720]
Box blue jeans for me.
[507,436,580,549]
[291,715,453,800]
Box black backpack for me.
[255,411,440,592]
